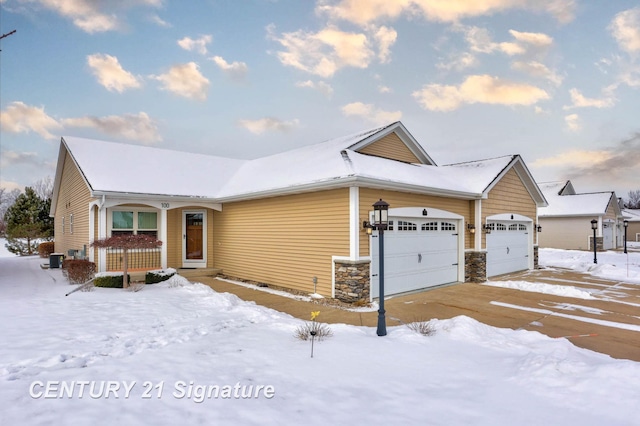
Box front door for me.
[182,210,207,268]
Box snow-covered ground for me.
[1,240,640,425]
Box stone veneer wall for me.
[533,245,539,269]
[465,251,487,283]
[589,236,604,252]
[334,260,370,303]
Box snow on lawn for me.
[1,256,640,425]
[540,247,640,284]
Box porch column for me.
[98,206,107,272]
[474,199,482,250]
[160,208,168,269]
[349,186,360,260]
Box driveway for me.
[196,268,640,362]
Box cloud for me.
[511,61,562,85]
[238,118,299,135]
[315,0,576,25]
[564,88,616,109]
[267,24,374,77]
[564,113,581,132]
[87,53,142,93]
[295,80,334,97]
[373,26,397,63]
[0,151,40,169]
[609,7,640,54]
[0,101,62,139]
[464,27,552,57]
[437,52,478,71]
[150,62,209,101]
[177,35,213,55]
[412,74,549,111]
[14,0,163,33]
[533,134,640,189]
[62,112,161,144]
[533,148,610,168]
[341,102,402,124]
[210,56,248,81]
[149,14,171,28]
[378,85,392,93]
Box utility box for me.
[49,253,65,269]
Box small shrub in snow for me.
[406,318,436,336]
[38,241,55,258]
[294,322,333,341]
[62,259,96,284]
[94,274,130,288]
[145,268,176,284]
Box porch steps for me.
[176,268,222,279]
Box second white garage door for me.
[371,217,460,298]
[486,221,530,277]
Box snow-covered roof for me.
[622,209,640,222]
[538,179,620,218]
[53,122,545,206]
[61,136,247,198]
[539,191,615,217]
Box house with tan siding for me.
[538,180,624,251]
[50,122,546,302]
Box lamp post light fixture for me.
[372,199,389,337]
[624,219,629,254]
[591,219,598,264]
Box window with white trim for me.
[441,221,456,231]
[518,224,527,231]
[496,223,507,231]
[387,220,394,231]
[509,224,518,231]
[70,214,74,234]
[110,209,158,238]
[62,217,65,234]
[397,220,417,231]
[421,222,438,231]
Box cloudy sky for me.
[1,0,639,199]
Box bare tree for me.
[32,176,54,201]
[0,188,22,236]
[626,190,640,209]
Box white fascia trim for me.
[100,197,221,211]
[215,176,480,204]
[349,187,359,260]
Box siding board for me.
[53,150,95,258]
[357,133,421,163]
[213,189,350,296]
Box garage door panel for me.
[486,221,529,277]
[371,216,460,298]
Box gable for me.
[356,132,422,164]
[484,168,537,219]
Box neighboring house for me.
[51,121,547,303]
[538,180,624,251]
[622,209,640,244]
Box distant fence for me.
[106,248,161,271]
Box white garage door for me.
[371,217,459,298]
[603,221,614,250]
[486,222,529,277]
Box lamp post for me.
[624,220,629,254]
[591,219,598,264]
[373,199,389,337]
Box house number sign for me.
[161,203,170,209]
